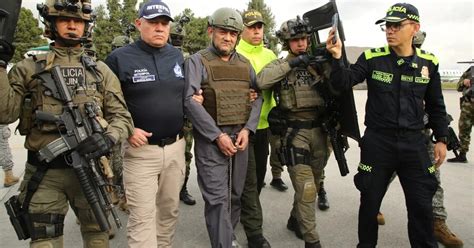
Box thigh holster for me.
[30,213,65,240]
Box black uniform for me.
[105,39,185,142]
[330,45,448,248]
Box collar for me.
[389,45,419,69]
[136,38,170,54]
[237,39,264,54]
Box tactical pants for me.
[240,129,268,238]
[284,127,329,243]
[194,126,248,248]
[355,128,438,248]
[458,101,474,153]
[269,134,284,179]
[123,138,186,248]
[19,163,109,248]
[0,125,14,171]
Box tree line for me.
[12,0,278,63]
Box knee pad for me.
[302,181,316,203]
[31,236,63,248]
[83,231,109,248]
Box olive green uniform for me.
[258,54,330,243]
[0,46,133,248]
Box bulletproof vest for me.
[199,49,251,126]
[278,65,325,118]
[20,52,105,137]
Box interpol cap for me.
[139,0,174,21]
[375,3,420,24]
[243,10,265,27]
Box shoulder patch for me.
[364,46,390,60]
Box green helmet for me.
[413,30,426,47]
[208,8,243,32]
[37,0,93,40]
[170,22,185,37]
[276,17,311,50]
[112,36,133,50]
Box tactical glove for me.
[76,133,114,159]
[288,54,312,68]
[0,39,15,67]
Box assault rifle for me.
[34,66,121,231]
[303,0,360,176]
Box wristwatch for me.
[436,136,448,145]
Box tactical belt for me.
[27,150,70,169]
[287,120,321,129]
[149,131,184,147]
[371,128,422,137]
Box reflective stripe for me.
[364,46,390,60]
[416,48,439,66]
[358,163,373,172]
[428,164,436,174]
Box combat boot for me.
[305,241,322,248]
[377,212,385,225]
[287,215,303,240]
[447,152,468,163]
[434,218,464,248]
[247,234,271,248]
[3,169,19,187]
[270,178,288,192]
[317,182,329,210]
[180,186,196,205]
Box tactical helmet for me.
[170,22,185,37]
[111,36,133,50]
[276,17,312,50]
[413,30,426,48]
[208,8,243,32]
[170,23,184,47]
[37,0,93,40]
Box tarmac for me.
[0,90,473,248]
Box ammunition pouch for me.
[16,92,33,135]
[267,107,287,135]
[4,195,31,240]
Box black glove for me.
[0,39,15,66]
[288,54,312,68]
[76,133,114,159]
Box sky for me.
[22,0,473,70]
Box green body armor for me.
[199,50,252,126]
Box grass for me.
[441,82,459,90]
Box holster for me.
[4,195,31,240]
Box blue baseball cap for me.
[139,0,174,21]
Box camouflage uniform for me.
[0,1,134,247]
[457,69,473,154]
[0,124,14,171]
